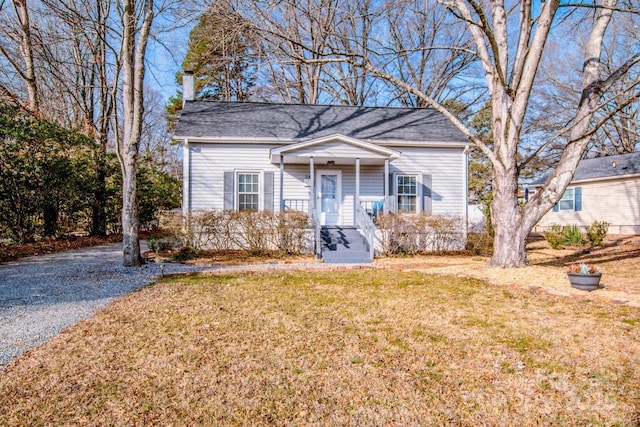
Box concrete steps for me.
[320,226,372,264]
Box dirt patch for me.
[0,235,123,263]
[145,248,319,266]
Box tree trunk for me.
[122,155,142,266]
[118,0,153,267]
[489,171,528,267]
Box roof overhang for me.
[269,134,400,165]
[529,172,640,188]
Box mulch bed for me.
[0,235,123,263]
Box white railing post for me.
[356,203,376,262]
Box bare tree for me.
[114,0,155,267]
[382,0,477,108]
[0,0,39,112]
[240,0,639,267]
[239,0,342,104]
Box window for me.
[396,175,417,212]
[237,173,259,211]
[559,188,574,211]
[554,187,582,212]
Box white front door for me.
[316,170,342,226]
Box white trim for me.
[173,135,471,148]
[529,172,640,188]
[355,158,360,224]
[316,169,342,226]
[377,140,471,148]
[395,173,420,213]
[173,136,292,144]
[463,146,469,238]
[182,139,190,215]
[270,133,400,163]
[558,188,576,211]
[235,170,263,212]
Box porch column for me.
[309,156,315,215]
[384,158,389,213]
[279,155,285,211]
[355,157,360,223]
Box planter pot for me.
[567,272,602,291]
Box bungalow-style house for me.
[173,76,470,263]
[531,151,640,234]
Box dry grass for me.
[376,235,640,306]
[1,269,639,425]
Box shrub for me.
[544,224,585,249]
[147,235,174,252]
[159,210,312,255]
[466,232,493,256]
[543,224,564,249]
[587,221,609,246]
[562,224,583,247]
[376,213,465,255]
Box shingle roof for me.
[531,151,640,185]
[173,101,469,143]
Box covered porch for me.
[270,134,400,227]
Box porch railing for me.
[283,198,309,213]
[355,202,376,262]
[360,196,396,218]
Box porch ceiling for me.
[270,133,399,165]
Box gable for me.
[270,134,400,165]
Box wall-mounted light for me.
[327,160,335,166]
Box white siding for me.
[536,177,640,234]
[388,147,467,216]
[190,144,309,212]
[188,142,467,225]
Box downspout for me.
[182,138,190,217]
[279,155,285,211]
[463,145,469,241]
[182,138,191,238]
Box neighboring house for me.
[173,76,470,262]
[530,151,640,234]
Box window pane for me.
[239,194,259,211]
[321,175,338,212]
[397,175,417,211]
[559,199,574,211]
[561,188,574,200]
[398,195,416,212]
[237,173,259,211]
[559,188,574,211]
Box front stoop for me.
[320,226,372,264]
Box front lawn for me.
[1,269,639,425]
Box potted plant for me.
[566,262,602,291]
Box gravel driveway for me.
[0,242,212,370]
